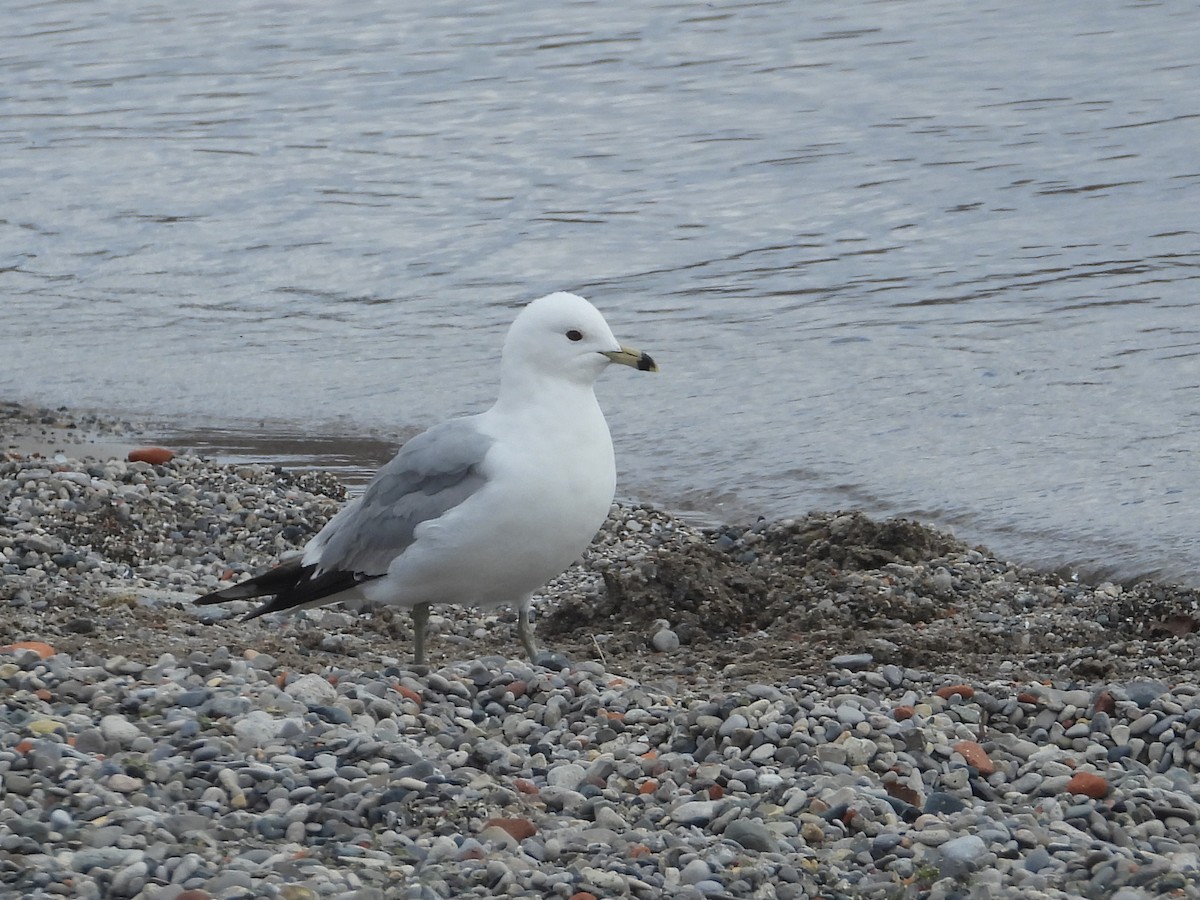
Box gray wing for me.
[309,417,493,576]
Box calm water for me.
[3,1,1199,584]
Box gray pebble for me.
[724,819,776,852]
[936,834,989,876]
[651,627,681,652]
[98,714,140,746]
[829,653,874,671]
[680,858,713,884]
[671,800,721,826]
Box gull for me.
[195,291,657,665]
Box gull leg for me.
[518,597,538,661]
[412,602,430,666]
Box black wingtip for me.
[194,583,252,605]
[195,557,309,609]
[195,558,382,621]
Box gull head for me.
[501,292,657,389]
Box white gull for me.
[195,291,657,664]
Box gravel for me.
[4,402,1200,898]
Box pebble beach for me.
[4,403,1200,899]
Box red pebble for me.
[1066,772,1109,799]
[935,684,975,701]
[127,446,174,464]
[884,781,922,807]
[2,640,56,659]
[893,705,915,721]
[485,817,537,841]
[1093,690,1116,714]
[953,740,996,775]
[395,685,422,705]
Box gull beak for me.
[602,345,658,372]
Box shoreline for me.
[6,397,1195,591]
[5,406,1197,683]
[1,400,399,490]
[4,402,1200,897]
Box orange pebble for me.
[485,817,537,841]
[1066,772,1109,799]
[1,640,55,659]
[396,685,423,704]
[953,740,996,775]
[893,705,915,721]
[127,446,175,464]
[884,781,922,807]
[935,684,975,701]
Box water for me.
[3,0,1199,585]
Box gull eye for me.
[566,329,583,342]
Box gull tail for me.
[195,557,379,619]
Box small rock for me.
[936,834,990,876]
[1123,680,1168,707]
[546,763,587,791]
[924,792,966,815]
[724,819,776,851]
[829,653,873,671]
[284,673,337,706]
[651,628,680,653]
[99,714,141,746]
[127,446,175,464]
[671,800,720,825]
[953,740,995,775]
[108,773,143,793]
[2,640,56,659]
[233,710,287,748]
[935,684,975,701]
[680,859,713,885]
[1066,772,1109,799]
[485,817,537,841]
[843,736,877,766]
